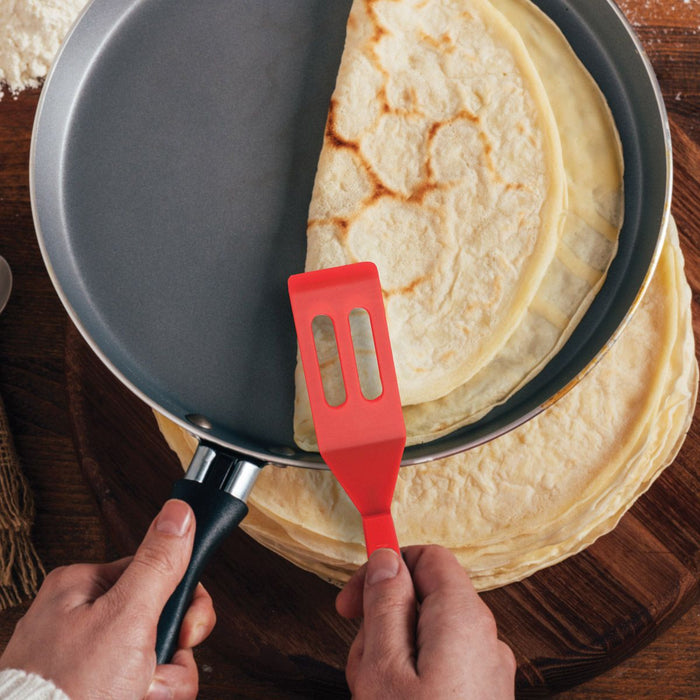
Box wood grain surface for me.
[1,1,698,697]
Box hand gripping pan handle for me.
[155,444,262,663]
[288,262,406,556]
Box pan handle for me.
[155,443,262,664]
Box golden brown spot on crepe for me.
[384,274,428,298]
[325,101,361,153]
[429,109,480,137]
[419,111,482,196]
[378,86,391,114]
[404,86,419,112]
[456,108,480,124]
[363,0,392,69]
[335,218,350,241]
[420,31,455,53]
[373,23,388,43]
[325,129,359,152]
[407,180,443,204]
[326,101,401,202]
[371,181,394,200]
[310,217,351,244]
[479,130,507,185]
[427,120,442,143]
[480,132,493,161]
[380,85,424,118]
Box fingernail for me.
[366,548,400,586]
[146,679,173,700]
[155,499,192,537]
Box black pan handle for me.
[155,444,262,664]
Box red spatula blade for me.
[288,262,406,556]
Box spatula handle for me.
[362,511,399,555]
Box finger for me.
[402,545,474,602]
[360,548,417,675]
[402,545,495,672]
[105,500,195,618]
[179,583,216,649]
[335,561,367,619]
[146,649,198,700]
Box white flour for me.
[0,0,87,100]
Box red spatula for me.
[288,262,406,555]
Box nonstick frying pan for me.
[30,0,670,662]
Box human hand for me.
[0,499,215,700]
[336,544,516,699]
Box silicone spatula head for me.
[288,262,406,555]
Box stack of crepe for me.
[156,0,697,590]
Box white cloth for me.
[0,669,69,699]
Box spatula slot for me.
[311,314,346,407]
[349,308,383,401]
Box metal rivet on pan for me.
[185,413,213,430]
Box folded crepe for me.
[293,0,623,450]
[156,218,697,591]
[300,0,566,412]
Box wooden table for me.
[1,1,698,697]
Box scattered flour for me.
[0,0,88,100]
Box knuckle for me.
[38,565,91,606]
[41,565,70,590]
[499,640,517,675]
[13,614,29,637]
[461,594,498,634]
[474,603,499,637]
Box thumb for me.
[107,499,195,618]
[361,548,417,671]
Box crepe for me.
[155,218,697,591]
[294,0,623,450]
[300,0,566,410]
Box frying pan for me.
[30,0,670,662]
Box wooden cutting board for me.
[65,246,700,699]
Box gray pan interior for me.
[31,0,670,468]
